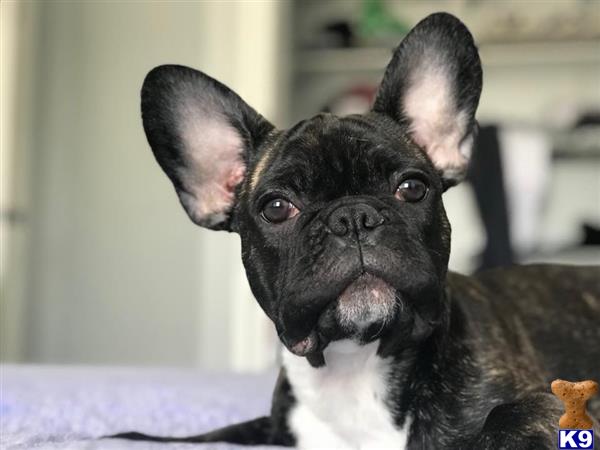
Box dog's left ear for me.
[373,13,482,186]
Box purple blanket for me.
[1,364,286,449]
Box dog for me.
[112,12,600,449]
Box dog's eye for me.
[261,198,299,223]
[395,179,428,202]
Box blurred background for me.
[1,0,599,373]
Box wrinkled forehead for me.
[249,113,434,199]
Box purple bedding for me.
[1,364,286,449]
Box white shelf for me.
[296,40,600,74]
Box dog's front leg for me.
[107,369,296,446]
[469,392,582,450]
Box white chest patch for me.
[283,339,411,450]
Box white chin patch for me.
[336,274,396,330]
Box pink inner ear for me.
[226,165,246,192]
[403,63,471,180]
[178,112,246,225]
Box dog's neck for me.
[390,292,480,440]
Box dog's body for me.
[281,266,600,449]
[113,13,600,449]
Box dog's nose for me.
[327,203,385,237]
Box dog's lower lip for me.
[289,331,319,356]
[337,272,394,300]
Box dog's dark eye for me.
[261,198,299,223]
[395,179,428,202]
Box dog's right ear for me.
[141,65,274,231]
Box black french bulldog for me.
[112,13,600,450]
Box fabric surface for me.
[1,364,285,450]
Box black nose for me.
[327,203,385,237]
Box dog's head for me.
[141,13,482,360]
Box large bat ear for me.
[373,13,482,186]
[141,65,274,230]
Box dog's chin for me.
[335,273,397,335]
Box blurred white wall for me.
[3,0,597,369]
[1,1,288,370]
[1,0,30,363]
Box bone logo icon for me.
[552,379,598,430]
[552,379,597,450]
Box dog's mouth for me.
[286,273,398,357]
